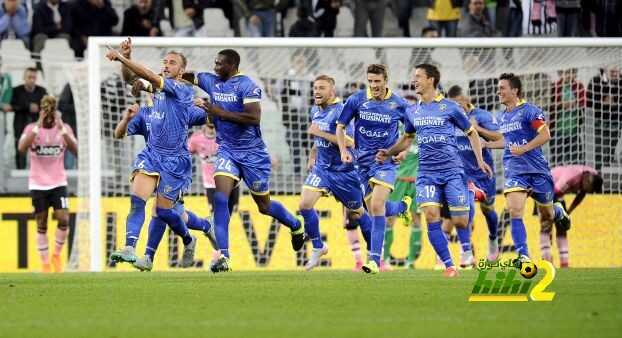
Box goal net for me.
[64,38,622,271]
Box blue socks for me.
[125,195,146,248]
[267,201,300,231]
[145,216,166,261]
[370,216,386,264]
[553,203,564,221]
[186,210,212,234]
[213,191,230,258]
[428,220,454,268]
[511,218,529,257]
[356,212,372,250]
[156,207,192,245]
[385,200,406,217]
[483,207,499,240]
[456,225,472,254]
[300,209,322,249]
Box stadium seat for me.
[0,40,32,71]
[41,39,75,95]
[335,7,355,37]
[203,8,234,37]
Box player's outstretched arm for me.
[114,104,139,139]
[466,128,493,177]
[484,138,505,149]
[203,101,260,125]
[106,46,161,91]
[567,191,586,214]
[473,122,503,142]
[509,125,551,156]
[377,134,413,162]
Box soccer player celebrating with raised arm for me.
[377,64,493,278]
[299,74,374,271]
[191,49,304,273]
[447,85,503,262]
[112,100,218,272]
[18,95,77,273]
[336,64,412,274]
[105,40,198,267]
[484,73,570,266]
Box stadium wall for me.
[0,195,620,272]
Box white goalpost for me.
[72,37,622,271]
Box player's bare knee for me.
[256,200,271,215]
[452,215,468,228]
[507,205,524,219]
[36,214,48,233]
[369,201,384,216]
[423,207,440,223]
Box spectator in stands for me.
[550,68,586,164]
[593,0,622,37]
[588,66,621,167]
[156,0,203,36]
[122,0,161,37]
[426,0,461,37]
[11,67,48,169]
[289,5,318,37]
[58,83,77,169]
[503,0,523,37]
[0,0,30,46]
[69,0,119,57]
[391,0,415,37]
[31,0,72,54]
[0,66,12,113]
[204,0,239,36]
[459,0,495,37]
[354,0,386,37]
[313,0,340,37]
[236,0,280,37]
[421,25,439,37]
[279,49,314,175]
[555,0,581,37]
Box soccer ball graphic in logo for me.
[520,261,538,279]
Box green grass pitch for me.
[1,269,621,338]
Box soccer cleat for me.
[42,263,52,273]
[203,220,219,250]
[399,196,413,225]
[290,217,306,252]
[443,266,459,278]
[132,256,153,272]
[362,261,380,274]
[210,255,232,273]
[305,244,328,271]
[51,254,63,273]
[110,246,137,263]
[554,202,571,231]
[353,260,364,272]
[487,238,500,262]
[512,254,531,270]
[460,251,475,270]
[180,235,197,268]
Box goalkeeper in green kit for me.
[383,141,422,270]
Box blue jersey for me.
[456,106,498,178]
[337,88,410,166]
[404,94,473,173]
[195,72,264,152]
[148,78,195,156]
[127,105,207,141]
[498,100,551,176]
[311,99,355,172]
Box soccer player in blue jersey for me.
[447,85,503,262]
[112,101,219,271]
[484,73,570,265]
[190,49,304,272]
[299,74,374,271]
[105,40,198,267]
[336,64,412,274]
[377,64,493,277]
